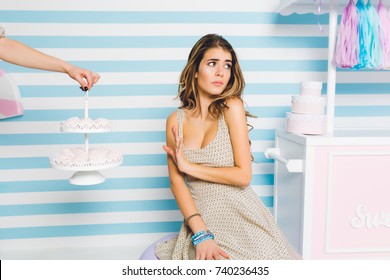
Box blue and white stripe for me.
[0,0,389,259]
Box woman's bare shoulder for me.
[166,110,179,127]
[224,97,245,118]
[226,96,244,107]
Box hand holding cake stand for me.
[50,89,122,185]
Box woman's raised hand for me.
[163,126,190,173]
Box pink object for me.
[325,153,390,253]
[335,0,359,68]
[274,129,390,259]
[378,0,390,68]
[0,69,24,119]
[0,99,24,118]
[286,81,326,135]
[285,112,327,135]
[310,145,390,259]
[291,95,325,115]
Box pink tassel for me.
[378,0,390,68]
[335,0,359,68]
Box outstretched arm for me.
[0,37,100,89]
[164,98,252,188]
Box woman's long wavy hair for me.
[177,33,250,118]
[177,34,255,158]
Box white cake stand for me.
[50,90,122,185]
[50,150,123,185]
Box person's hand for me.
[66,65,100,91]
[163,125,190,173]
[195,239,229,260]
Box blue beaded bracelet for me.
[191,230,205,241]
[192,233,214,246]
[191,230,215,246]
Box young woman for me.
[155,34,299,260]
[0,26,99,90]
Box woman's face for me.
[195,47,232,97]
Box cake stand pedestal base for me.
[69,170,105,185]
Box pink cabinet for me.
[268,129,390,259]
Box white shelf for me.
[276,128,390,146]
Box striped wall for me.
[0,0,389,259]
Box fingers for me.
[162,145,175,162]
[196,252,205,260]
[171,126,178,145]
[84,71,100,89]
[171,125,176,136]
[81,71,94,90]
[75,76,88,90]
[171,125,181,152]
[92,72,101,84]
[197,251,224,260]
[74,69,100,91]
[206,252,214,260]
[162,145,173,155]
[176,136,183,153]
[79,86,89,92]
[219,248,230,259]
[171,126,184,152]
[163,125,182,167]
[195,241,228,260]
[196,250,207,260]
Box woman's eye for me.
[208,62,216,67]
[224,64,232,69]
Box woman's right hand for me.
[195,239,230,260]
[163,125,191,173]
[66,64,100,90]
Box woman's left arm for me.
[166,98,252,187]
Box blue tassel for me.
[355,0,382,69]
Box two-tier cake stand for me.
[50,89,122,185]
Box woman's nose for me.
[216,66,224,77]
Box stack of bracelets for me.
[191,230,215,246]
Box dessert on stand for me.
[50,89,122,185]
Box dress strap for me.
[219,111,227,131]
[176,109,184,138]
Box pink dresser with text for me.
[267,129,390,259]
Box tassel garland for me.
[335,0,390,69]
[378,0,390,68]
[335,0,359,68]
